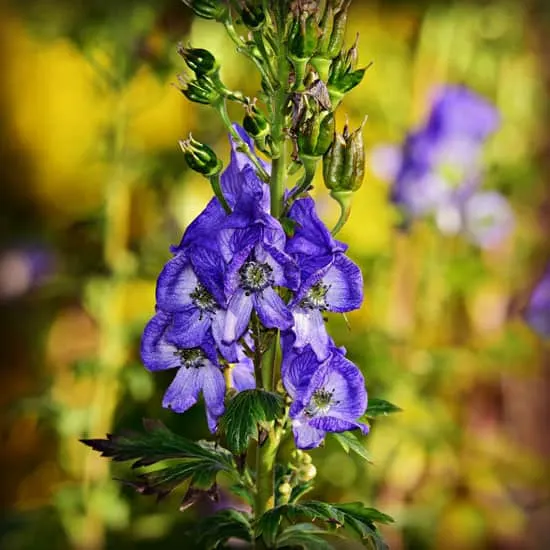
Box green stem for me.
[269,62,289,217]
[209,173,231,213]
[331,190,354,236]
[216,99,270,182]
[254,428,281,536]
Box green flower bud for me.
[181,0,229,21]
[289,14,319,61]
[327,39,369,107]
[240,2,265,30]
[314,2,334,57]
[322,119,366,193]
[243,102,271,154]
[177,44,218,76]
[326,0,351,59]
[296,106,335,158]
[278,482,292,497]
[178,74,221,105]
[179,134,222,176]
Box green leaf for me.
[219,390,284,453]
[194,508,253,550]
[81,419,236,501]
[364,398,402,418]
[289,481,315,504]
[332,432,373,462]
[276,524,336,549]
[257,500,393,548]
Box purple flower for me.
[171,125,269,254]
[219,168,299,343]
[289,255,363,360]
[524,264,550,338]
[141,311,226,432]
[461,191,514,249]
[389,86,499,221]
[283,345,368,450]
[286,198,363,359]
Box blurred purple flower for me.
[426,85,500,142]
[524,264,550,338]
[0,245,57,300]
[461,191,514,249]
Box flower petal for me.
[310,416,369,435]
[223,289,254,344]
[254,287,293,330]
[292,420,325,450]
[292,308,330,361]
[162,366,202,413]
[166,307,210,348]
[156,255,197,312]
[201,364,226,432]
[140,312,180,371]
[323,254,363,312]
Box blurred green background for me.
[1,0,549,549]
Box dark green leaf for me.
[289,481,315,504]
[194,508,253,550]
[219,390,284,453]
[364,398,402,419]
[276,524,336,549]
[81,419,236,501]
[257,500,393,548]
[332,432,373,462]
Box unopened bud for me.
[243,102,271,154]
[177,44,218,76]
[327,39,368,107]
[298,463,317,482]
[179,134,222,176]
[182,0,229,21]
[326,0,351,59]
[178,74,221,105]
[296,106,335,158]
[278,482,292,497]
[323,119,366,193]
[240,2,265,30]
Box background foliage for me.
[0,0,549,549]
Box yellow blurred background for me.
[0,0,549,549]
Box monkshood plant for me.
[83,1,397,548]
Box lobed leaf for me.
[81,419,236,502]
[257,500,393,548]
[194,508,253,550]
[219,390,284,453]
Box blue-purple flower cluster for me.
[141,126,368,448]
[371,85,514,249]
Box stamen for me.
[304,387,338,417]
[300,282,330,310]
[174,347,206,369]
[239,260,274,293]
[190,282,217,316]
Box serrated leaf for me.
[194,508,253,550]
[219,390,284,453]
[332,432,373,463]
[257,500,392,548]
[81,420,236,502]
[364,398,402,418]
[276,524,336,549]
